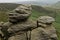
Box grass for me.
[0,11,8,22]
[54,22,60,40]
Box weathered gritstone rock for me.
[31,16,58,40]
[8,4,32,23]
[37,16,55,23]
[0,4,37,40]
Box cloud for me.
[0,0,60,3]
[0,0,36,3]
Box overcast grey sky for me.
[0,0,60,3]
[0,0,35,2]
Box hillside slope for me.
[0,3,20,11]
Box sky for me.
[0,0,60,3]
[0,0,35,3]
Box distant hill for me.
[0,3,56,18]
[32,5,55,14]
[0,3,54,13]
[0,3,20,11]
[50,1,60,9]
[17,1,48,6]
